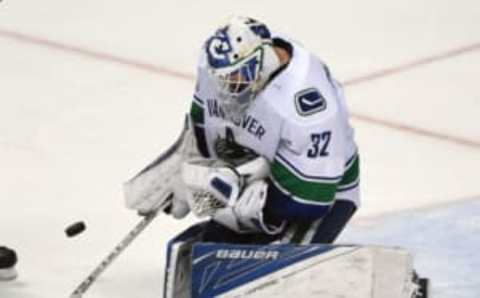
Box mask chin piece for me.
[219,90,255,121]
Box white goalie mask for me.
[204,16,281,119]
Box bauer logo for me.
[216,249,279,260]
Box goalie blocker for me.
[164,229,429,298]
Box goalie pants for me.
[200,199,357,244]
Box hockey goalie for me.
[124,16,428,298]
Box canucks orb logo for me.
[206,27,233,68]
[295,88,327,116]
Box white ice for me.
[0,0,479,297]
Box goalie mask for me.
[205,16,281,119]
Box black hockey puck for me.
[65,221,86,237]
[0,246,17,268]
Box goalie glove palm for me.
[181,159,242,217]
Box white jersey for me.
[190,38,360,214]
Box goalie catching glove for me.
[178,157,285,235]
[123,116,200,216]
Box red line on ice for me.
[0,29,195,81]
[1,28,479,149]
[351,114,480,148]
[342,42,480,86]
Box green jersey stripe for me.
[190,101,204,124]
[270,179,334,206]
[271,160,337,203]
[193,94,204,106]
[275,154,342,183]
[337,177,359,191]
[339,155,359,186]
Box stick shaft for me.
[69,199,170,298]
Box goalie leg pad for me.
[164,222,208,298]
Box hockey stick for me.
[69,196,172,298]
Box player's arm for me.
[177,116,349,234]
[264,117,349,222]
[189,56,213,158]
[189,94,210,158]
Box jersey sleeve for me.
[265,108,355,221]
[189,55,211,158]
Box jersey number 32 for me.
[307,131,331,158]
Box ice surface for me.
[340,198,480,298]
[0,0,479,297]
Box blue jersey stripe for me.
[265,179,332,221]
[193,94,204,105]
